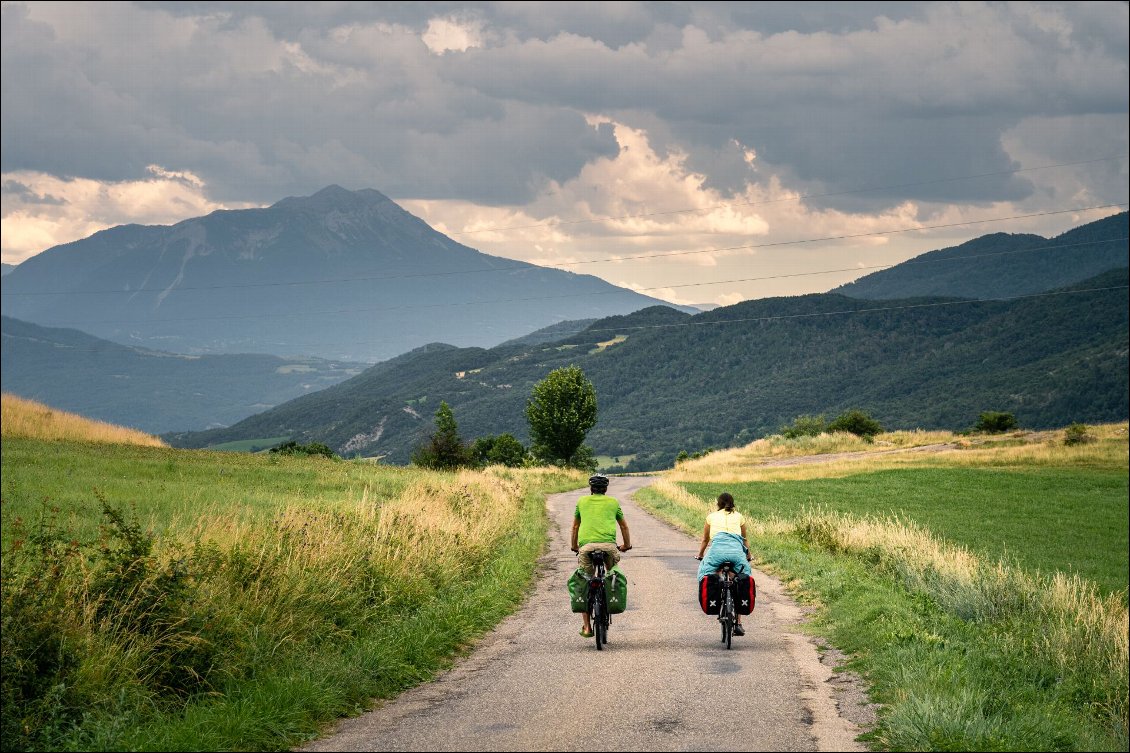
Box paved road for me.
[302,477,865,752]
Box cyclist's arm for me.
[570,516,580,552]
[617,518,632,551]
[696,522,710,559]
[741,523,751,561]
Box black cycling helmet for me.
[588,473,609,491]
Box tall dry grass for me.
[2,453,583,750]
[1,393,166,447]
[668,423,1128,483]
[796,510,1129,729]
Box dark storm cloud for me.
[2,1,1126,211]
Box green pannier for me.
[567,566,628,614]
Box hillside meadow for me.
[0,395,584,751]
[638,423,1129,751]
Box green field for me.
[596,453,636,470]
[1,439,412,546]
[204,435,290,452]
[1,436,583,752]
[685,467,1129,595]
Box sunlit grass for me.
[1,435,585,751]
[1,393,166,447]
[668,423,1127,482]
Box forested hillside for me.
[833,211,1127,300]
[169,269,1129,471]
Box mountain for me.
[833,212,1128,300]
[1,263,14,277]
[167,269,1129,470]
[0,186,687,363]
[1,316,366,433]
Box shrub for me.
[269,441,338,459]
[470,434,528,468]
[1063,423,1094,446]
[827,409,883,439]
[780,414,827,438]
[975,411,1018,434]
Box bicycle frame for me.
[587,550,611,650]
[717,562,737,650]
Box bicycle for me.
[716,561,738,650]
[586,549,612,650]
[696,557,741,649]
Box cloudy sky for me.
[2,1,1127,305]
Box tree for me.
[526,365,598,469]
[827,409,883,439]
[412,401,471,469]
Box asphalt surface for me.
[301,476,866,752]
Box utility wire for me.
[12,284,1126,355]
[8,235,1127,324]
[5,204,1126,298]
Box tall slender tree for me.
[526,365,598,470]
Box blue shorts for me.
[697,532,751,581]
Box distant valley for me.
[1,316,365,433]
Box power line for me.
[7,234,1126,325]
[443,155,1130,236]
[535,285,1130,338]
[5,204,1126,298]
[9,284,1125,355]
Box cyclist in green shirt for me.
[571,474,632,637]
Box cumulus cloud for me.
[0,168,259,262]
[1,1,1126,301]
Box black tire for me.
[723,591,735,649]
[592,593,604,650]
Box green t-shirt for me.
[574,494,624,546]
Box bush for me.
[470,434,528,468]
[974,411,1018,434]
[1063,423,1094,446]
[827,410,883,439]
[780,414,827,438]
[269,441,338,459]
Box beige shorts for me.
[578,542,621,575]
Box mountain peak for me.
[273,185,392,212]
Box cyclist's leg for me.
[577,545,602,636]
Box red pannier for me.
[699,573,723,614]
[734,573,756,615]
[699,572,757,615]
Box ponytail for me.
[717,492,735,512]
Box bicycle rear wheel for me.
[723,592,734,649]
[593,597,605,650]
